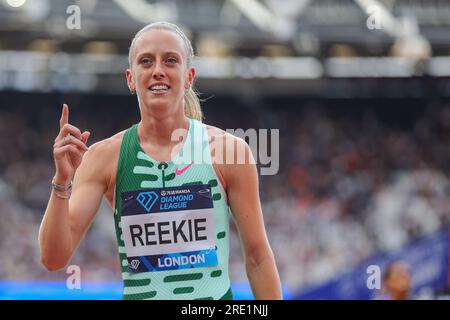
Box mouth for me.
[148,84,170,95]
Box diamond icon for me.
[129,259,140,270]
[136,191,159,212]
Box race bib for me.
[120,184,218,273]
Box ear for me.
[185,66,196,90]
[126,68,135,93]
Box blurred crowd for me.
[230,102,450,289]
[0,96,449,293]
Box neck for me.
[138,110,189,147]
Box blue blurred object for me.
[0,281,123,300]
[0,281,291,300]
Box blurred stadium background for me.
[1,0,450,300]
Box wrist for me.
[51,178,72,200]
[52,174,72,186]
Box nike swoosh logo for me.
[175,161,194,175]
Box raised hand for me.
[53,104,90,184]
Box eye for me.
[166,57,178,64]
[140,57,152,66]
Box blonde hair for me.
[128,21,203,121]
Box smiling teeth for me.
[150,85,169,90]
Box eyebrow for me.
[135,51,182,61]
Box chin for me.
[143,95,168,107]
[143,102,175,118]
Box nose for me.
[152,60,165,79]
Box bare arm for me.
[38,104,107,271]
[224,137,282,300]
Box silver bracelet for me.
[52,180,72,191]
[52,180,72,199]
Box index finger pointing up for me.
[60,103,69,129]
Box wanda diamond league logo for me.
[136,191,159,212]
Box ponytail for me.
[184,87,203,121]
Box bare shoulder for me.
[83,131,125,163]
[86,130,125,158]
[205,124,254,190]
[205,124,249,148]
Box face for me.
[126,29,195,118]
[386,263,411,297]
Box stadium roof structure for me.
[0,0,449,56]
[0,0,449,95]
